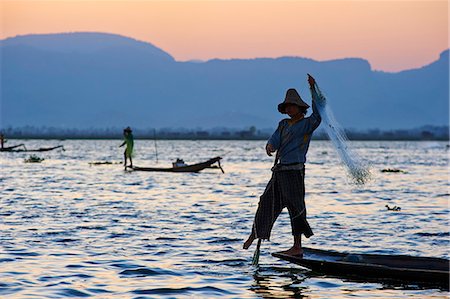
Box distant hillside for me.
[1,32,448,130]
[1,32,174,60]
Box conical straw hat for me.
[277,88,310,114]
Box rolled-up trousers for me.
[252,168,313,240]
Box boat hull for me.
[131,157,222,173]
[0,145,64,152]
[272,247,449,286]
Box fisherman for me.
[0,133,5,149]
[243,75,322,256]
[119,127,134,169]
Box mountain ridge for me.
[1,32,448,130]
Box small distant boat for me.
[0,145,64,152]
[89,161,122,166]
[24,155,45,163]
[381,168,405,173]
[0,144,26,151]
[131,156,224,173]
[272,247,449,286]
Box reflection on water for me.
[251,266,309,298]
[0,140,449,298]
[253,265,449,299]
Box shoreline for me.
[3,136,449,141]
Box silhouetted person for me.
[119,127,134,169]
[243,74,322,256]
[0,133,5,149]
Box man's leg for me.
[280,235,303,256]
[279,170,310,256]
[243,175,282,249]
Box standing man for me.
[119,127,134,169]
[243,74,322,256]
[0,133,5,149]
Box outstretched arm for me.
[306,74,322,132]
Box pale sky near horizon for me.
[1,0,448,72]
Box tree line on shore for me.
[1,125,448,141]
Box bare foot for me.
[280,247,304,257]
[243,235,255,250]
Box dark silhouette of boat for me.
[0,144,26,151]
[131,156,224,173]
[273,247,449,287]
[0,145,64,152]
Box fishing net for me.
[311,81,371,185]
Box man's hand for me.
[266,143,275,156]
[307,74,316,87]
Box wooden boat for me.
[0,144,26,151]
[272,247,449,286]
[0,145,64,152]
[89,161,122,166]
[131,156,224,173]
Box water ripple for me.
[132,286,234,296]
[1,140,448,298]
[120,267,181,277]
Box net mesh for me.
[313,83,371,185]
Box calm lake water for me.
[1,140,449,298]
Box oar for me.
[8,144,26,150]
[218,160,225,174]
[252,239,262,266]
[250,125,288,267]
[153,128,158,164]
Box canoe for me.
[0,144,26,151]
[131,156,224,173]
[272,247,449,286]
[0,145,64,152]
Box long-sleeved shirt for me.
[121,133,134,156]
[267,88,322,164]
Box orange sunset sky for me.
[1,0,448,72]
